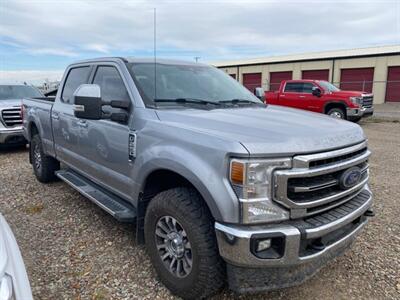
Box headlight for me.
[230,158,291,224]
[350,96,362,106]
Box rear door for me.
[52,65,92,167]
[77,64,133,200]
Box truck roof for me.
[283,79,327,83]
[71,57,208,67]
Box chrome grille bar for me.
[1,108,22,127]
[273,141,370,218]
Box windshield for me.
[317,81,340,92]
[128,63,262,107]
[0,85,43,100]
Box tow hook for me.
[364,209,375,217]
[310,238,326,251]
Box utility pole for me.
[194,56,201,63]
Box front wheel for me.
[327,108,345,119]
[144,187,225,299]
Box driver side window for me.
[92,66,130,102]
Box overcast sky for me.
[0,0,399,84]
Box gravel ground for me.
[0,121,399,300]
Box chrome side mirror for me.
[73,84,102,120]
[254,87,266,101]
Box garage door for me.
[302,69,329,81]
[242,73,261,93]
[269,71,292,91]
[340,68,374,93]
[386,66,400,102]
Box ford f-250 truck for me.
[22,58,374,299]
[264,80,374,121]
[0,84,43,146]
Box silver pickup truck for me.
[22,57,374,299]
[0,85,43,146]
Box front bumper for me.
[0,127,25,144]
[346,106,374,118]
[215,188,372,293]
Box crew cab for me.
[264,80,374,121]
[0,85,43,146]
[22,58,374,299]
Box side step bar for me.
[56,169,136,222]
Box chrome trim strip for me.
[293,141,368,168]
[293,179,338,192]
[279,178,368,209]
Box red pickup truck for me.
[264,80,374,121]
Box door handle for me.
[52,113,60,120]
[299,95,306,98]
[77,120,88,128]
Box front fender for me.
[132,145,241,223]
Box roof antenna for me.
[153,7,157,101]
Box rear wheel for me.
[31,134,60,183]
[144,187,225,299]
[327,108,345,119]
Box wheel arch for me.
[323,101,348,117]
[135,167,224,244]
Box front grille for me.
[362,95,373,108]
[1,108,22,127]
[274,141,370,218]
[287,162,368,202]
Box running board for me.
[56,169,136,222]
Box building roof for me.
[211,45,400,67]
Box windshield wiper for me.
[154,98,221,106]
[219,99,263,105]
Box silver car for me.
[0,213,33,300]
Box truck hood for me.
[327,90,370,98]
[156,105,366,156]
[0,99,22,108]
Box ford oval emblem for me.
[339,167,362,189]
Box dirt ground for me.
[0,120,399,300]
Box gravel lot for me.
[1,121,399,300]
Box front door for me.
[279,82,305,110]
[77,64,133,200]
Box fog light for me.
[256,239,271,252]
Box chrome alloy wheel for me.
[155,216,193,278]
[33,144,42,170]
[329,111,343,119]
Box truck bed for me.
[22,97,55,155]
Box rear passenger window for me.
[61,66,91,103]
[92,66,129,102]
[284,82,303,93]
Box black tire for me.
[144,187,225,299]
[327,107,346,119]
[31,134,60,183]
